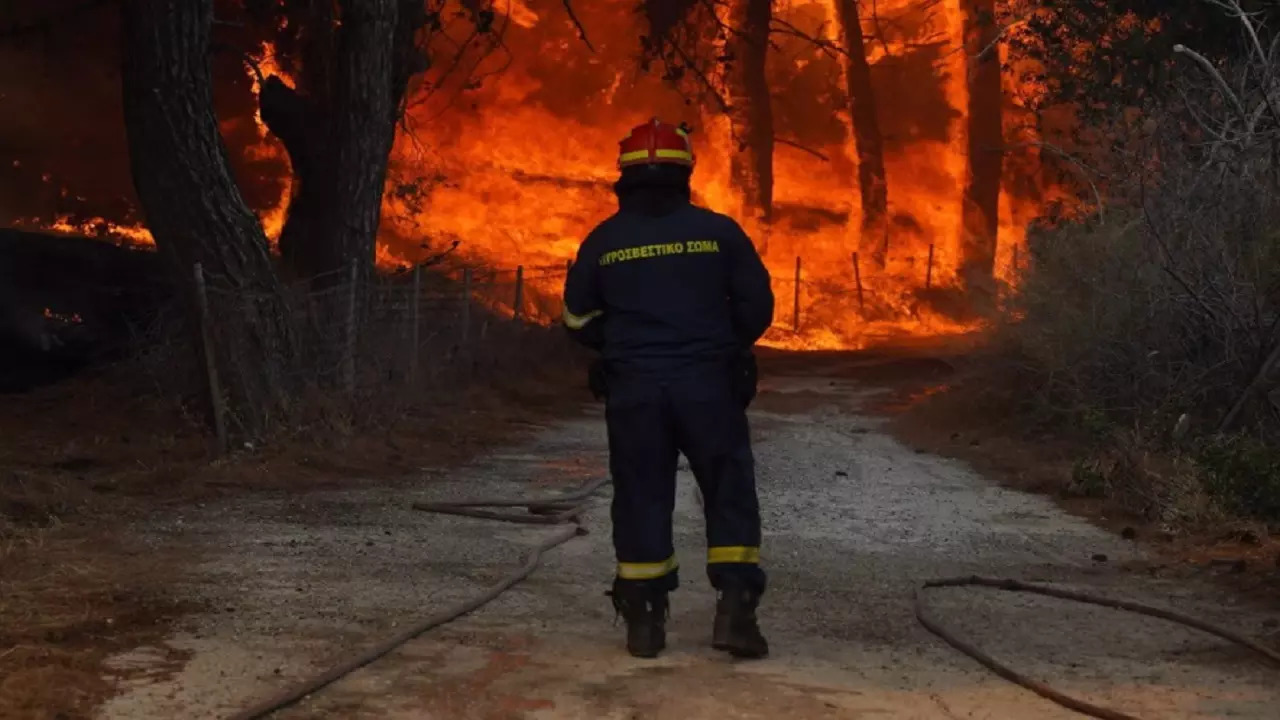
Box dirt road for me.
[100,356,1280,719]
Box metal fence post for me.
[410,264,421,384]
[342,260,358,392]
[193,263,227,455]
[513,265,525,322]
[925,243,935,290]
[461,267,473,344]
[852,252,865,310]
[793,256,801,332]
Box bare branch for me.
[561,0,595,52]
[1204,0,1268,66]
[417,239,461,268]
[1004,138,1106,222]
[774,137,830,161]
[768,17,846,59]
[1174,43,1250,128]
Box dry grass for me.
[0,526,193,720]
[886,359,1280,609]
[0,313,589,719]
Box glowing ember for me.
[43,307,83,324]
[17,214,156,247]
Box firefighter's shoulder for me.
[684,202,740,227]
[576,213,624,256]
[685,204,751,245]
[583,211,630,242]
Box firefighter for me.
[561,118,775,660]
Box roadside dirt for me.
[0,356,586,720]
[98,353,1280,719]
[883,351,1280,615]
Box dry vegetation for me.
[895,12,1280,582]
[0,277,590,720]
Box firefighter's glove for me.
[732,350,758,408]
[588,358,609,401]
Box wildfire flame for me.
[14,0,1066,352]
[373,0,1061,349]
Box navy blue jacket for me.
[561,203,774,375]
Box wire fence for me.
[193,259,583,450]
[189,244,1017,448]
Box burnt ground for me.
[84,346,1280,720]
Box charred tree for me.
[722,0,775,225]
[260,0,426,286]
[835,0,889,268]
[120,0,295,435]
[960,0,1003,298]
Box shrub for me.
[983,12,1280,524]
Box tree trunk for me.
[120,0,295,436]
[960,0,1003,300]
[836,0,889,269]
[265,0,422,287]
[722,0,774,225]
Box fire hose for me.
[226,472,1280,720]
[225,475,609,720]
[915,576,1280,720]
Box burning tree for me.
[959,0,1003,300]
[245,0,429,286]
[117,0,505,436]
[638,0,776,227]
[834,0,889,268]
[8,0,1074,382]
[120,0,297,435]
[722,0,776,225]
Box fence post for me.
[459,267,473,346]
[410,264,421,384]
[342,260,358,392]
[193,263,227,455]
[792,256,802,332]
[512,265,525,322]
[851,252,865,310]
[925,243,935,290]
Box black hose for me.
[227,480,1280,720]
[225,475,609,720]
[916,575,1280,720]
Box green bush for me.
[1193,434,1280,524]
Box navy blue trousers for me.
[605,370,766,595]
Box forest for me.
[2,0,1280,538]
[6,3,1280,718]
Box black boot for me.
[712,585,769,659]
[609,583,668,658]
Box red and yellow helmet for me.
[617,118,695,169]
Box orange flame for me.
[18,1,1063,345]
[373,0,1060,349]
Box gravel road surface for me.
[99,356,1280,719]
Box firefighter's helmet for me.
[617,118,695,170]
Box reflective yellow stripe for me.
[562,307,602,330]
[618,149,694,165]
[707,546,760,564]
[618,555,679,580]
